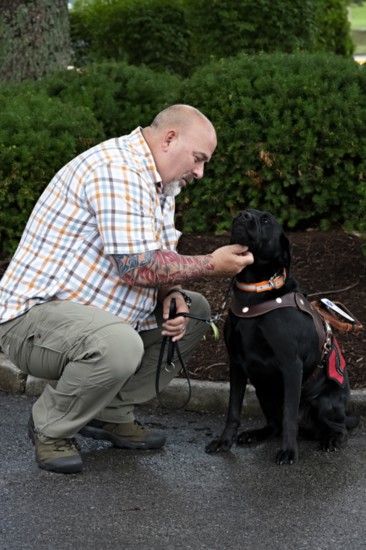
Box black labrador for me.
[206,208,358,464]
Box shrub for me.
[184,0,317,68]
[0,85,104,256]
[70,0,191,76]
[39,61,182,137]
[70,0,354,76]
[314,0,354,56]
[178,53,366,233]
[0,61,182,257]
[1,53,365,257]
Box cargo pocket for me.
[0,331,35,375]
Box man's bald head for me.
[142,104,217,190]
[150,104,215,136]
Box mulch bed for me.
[178,229,366,389]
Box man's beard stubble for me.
[163,180,183,197]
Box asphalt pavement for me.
[1,356,366,549]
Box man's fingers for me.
[228,244,249,254]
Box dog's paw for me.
[275,448,297,465]
[205,438,233,453]
[321,434,346,452]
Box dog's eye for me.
[261,216,271,225]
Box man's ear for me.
[162,130,177,152]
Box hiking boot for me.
[79,419,166,450]
[28,416,83,474]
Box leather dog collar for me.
[236,269,287,293]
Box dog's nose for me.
[241,210,253,221]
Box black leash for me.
[155,279,235,409]
[155,299,193,409]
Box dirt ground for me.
[177,229,366,389]
[1,229,365,388]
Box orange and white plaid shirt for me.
[0,128,181,330]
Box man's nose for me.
[193,163,205,180]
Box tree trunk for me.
[0,0,71,83]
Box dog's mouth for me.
[230,217,259,252]
[231,230,254,251]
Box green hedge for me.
[185,0,316,66]
[0,86,104,256]
[39,61,182,137]
[70,0,354,76]
[178,52,366,233]
[313,0,354,55]
[70,0,191,76]
[0,62,182,257]
[1,55,365,259]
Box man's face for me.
[160,120,217,193]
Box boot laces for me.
[53,438,80,452]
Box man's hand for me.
[211,244,254,277]
[161,293,190,342]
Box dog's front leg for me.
[205,361,247,453]
[275,362,303,465]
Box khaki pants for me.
[0,292,210,439]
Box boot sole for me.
[36,457,83,474]
[79,425,166,450]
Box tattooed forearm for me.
[110,250,214,287]
[112,251,154,277]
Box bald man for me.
[0,104,253,473]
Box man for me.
[0,104,253,474]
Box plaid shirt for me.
[0,128,181,330]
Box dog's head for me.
[230,208,291,273]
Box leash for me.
[155,279,235,409]
[155,298,192,409]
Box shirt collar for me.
[130,127,163,191]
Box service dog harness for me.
[230,284,362,388]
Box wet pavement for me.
[1,392,366,549]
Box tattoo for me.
[111,250,214,287]
[113,252,154,277]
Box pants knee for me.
[189,291,211,319]
[75,324,144,383]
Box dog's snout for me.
[238,209,256,224]
[242,211,253,221]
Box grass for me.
[349,3,366,28]
[349,3,366,54]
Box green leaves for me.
[180,52,366,233]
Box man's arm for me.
[110,250,214,287]
[109,244,253,287]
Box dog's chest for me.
[227,309,319,375]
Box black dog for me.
[206,208,358,464]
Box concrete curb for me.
[1,352,366,418]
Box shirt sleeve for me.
[84,162,160,255]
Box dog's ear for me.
[279,233,291,271]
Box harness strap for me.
[229,291,327,356]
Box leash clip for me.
[165,361,175,373]
[322,321,333,358]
